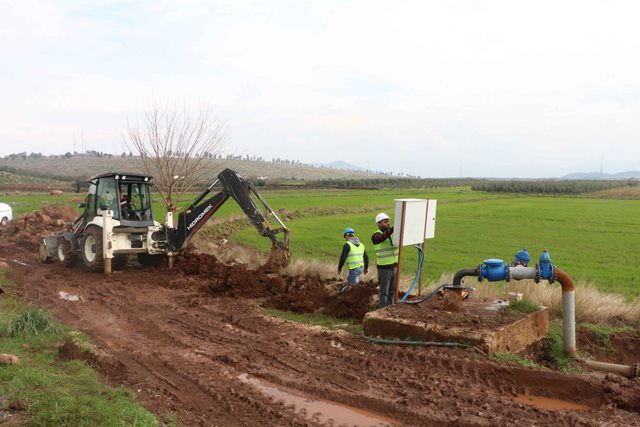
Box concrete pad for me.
[363,299,548,355]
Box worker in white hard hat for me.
[338,227,369,285]
[371,213,398,308]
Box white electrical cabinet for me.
[425,199,437,239]
[391,198,437,246]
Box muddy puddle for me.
[238,373,395,426]
[513,394,593,411]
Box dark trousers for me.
[377,266,397,308]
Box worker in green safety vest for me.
[371,212,398,308]
[338,227,369,284]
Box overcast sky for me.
[1,0,639,178]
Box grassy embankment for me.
[0,267,160,426]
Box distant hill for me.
[0,154,389,184]
[0,169,69,191]
[311,161,366,172]
[561,171,640,180]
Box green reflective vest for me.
[346,241,365,269]
[372,230,399,266]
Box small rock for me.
[0,354,19,365]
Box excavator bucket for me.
[263,246,290,272]
[260,230,290,273]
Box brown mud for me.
[1,211,639,426]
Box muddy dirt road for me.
[1,241,639,426]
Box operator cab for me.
[83,172,155,227]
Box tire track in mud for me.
[2,245,640,427]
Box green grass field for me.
[231,189,640,299]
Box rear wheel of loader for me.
[57,237,77,267]
[137,253,165,268]
[81,226,104,272]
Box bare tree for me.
[123,103,226,212]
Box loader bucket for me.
[38,236,59,263]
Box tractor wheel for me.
[0,217,8,226]
[81,226,104,272]
[57,237,77,267]
[137,253,165,268]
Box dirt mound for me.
[172,252,226,276]
[323,282,377,320]
[266,276,329,313]
[171,252,376,320]
[0,205,79,248]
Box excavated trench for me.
[1,207,639,426]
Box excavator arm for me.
[168,169,290,268]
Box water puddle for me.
[238,373,395,426]
[513,394,592,411]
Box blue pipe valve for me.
[478,259,508,282]
[537,249,554,283]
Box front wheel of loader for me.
[81,226,104,272]
[57,237,77,267]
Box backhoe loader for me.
[38,168,290,272]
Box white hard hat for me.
[375,212,390,223]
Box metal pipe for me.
[508,265,536,281]
[562,290,576,357]
[580,359,640,378]
[554,269,576,357]
[453,268,478,287]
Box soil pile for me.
[170,252,377,320]
[0,206,78,248]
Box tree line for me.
[305,177,482,189]
[471,179,638,194]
